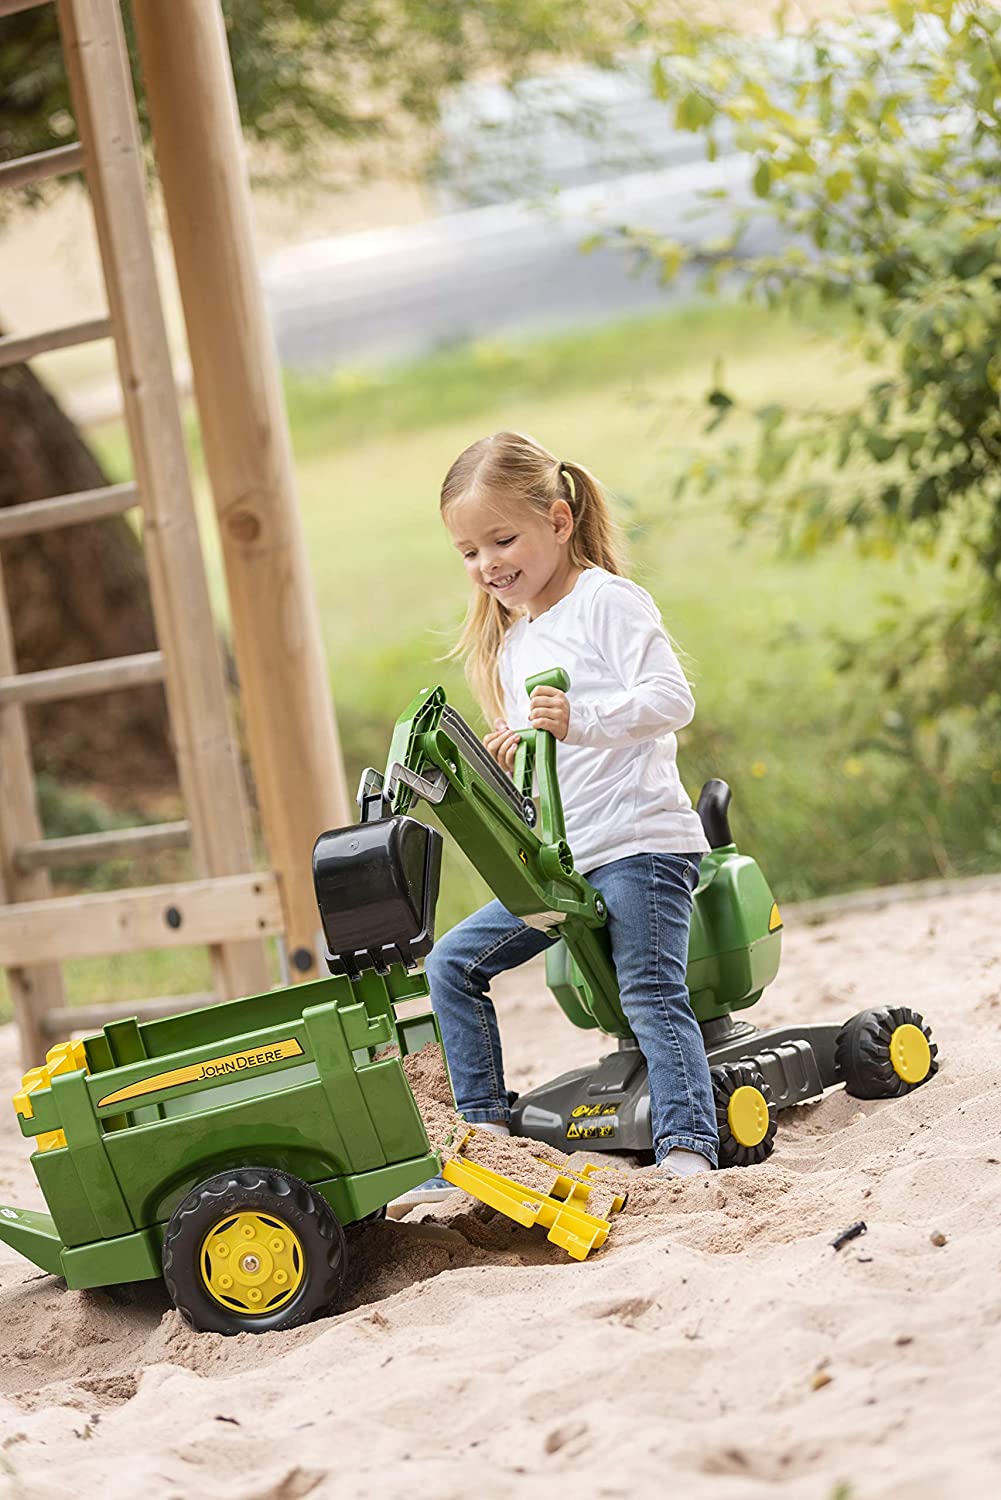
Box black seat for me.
[696,779,733,849]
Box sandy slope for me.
[0,885,999,1500]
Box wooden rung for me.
[14,821,192,873]
[0,873,283,966]
[0,317,113,370]
[0,651,165,707]
[0,0,52,16]
[0,143,84,192]
[0,482,139,542]
[42,992,218,1039]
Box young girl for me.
[410,430,717,1201]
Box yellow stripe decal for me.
[97,1038,304,1110]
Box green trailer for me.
[4,965,445,1334]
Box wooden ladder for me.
[0,0,283,1066]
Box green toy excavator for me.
[337,666,939,1167]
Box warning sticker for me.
[566,1119,618,1141]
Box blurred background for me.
[2,0,999,1019]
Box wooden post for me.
[132,0,351,981]
[56,0,271,1000]
[0,565,65,1069]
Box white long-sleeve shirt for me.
[498,566,709,873]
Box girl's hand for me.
[484,718,521,772]
[528,686,570,741]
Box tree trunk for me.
[0,358,175,793]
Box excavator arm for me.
[361,671,629,1037]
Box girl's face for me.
[446,491,574,617]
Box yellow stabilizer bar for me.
[537,1159,628,1215]
[441,1155,615,1261]
[12,1039,89,1153]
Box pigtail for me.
[559,459,626,577]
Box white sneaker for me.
[656,1148,713,1177]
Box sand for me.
[402,1043,650,1220]
[1,883,1000,1498]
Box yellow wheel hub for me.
[728,1086,770,1148]
[889,1023,932,1085]
[200,1211,304,1316]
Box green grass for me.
[10,296,998,1023]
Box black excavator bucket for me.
[312,815,442,977]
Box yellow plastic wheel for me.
[164,1169,347,1335]
[836,1006,938,1100]
[889,1023,932,1085]
[200,1210,305,1316]
[728,1085,771,1148]
[712,1062,778,1167]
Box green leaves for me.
[674,90,716,131]
[640,2,1001,771]
[885,169,911,216]
[705,385,734,433]
[865,432,898,463]
[826,169,854,203]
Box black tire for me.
[712,1062,778,1168]
[835,1006,938,1100]
[162,1167,347,1336]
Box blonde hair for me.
[441,430,625,725]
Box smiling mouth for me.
[488,572,520,591]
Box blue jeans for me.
[425,852,718,1167]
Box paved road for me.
[263,154,771,371]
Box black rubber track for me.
[835,1006,938,1100]
[711,1061,778,1169]
[162,1167,347,1336]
